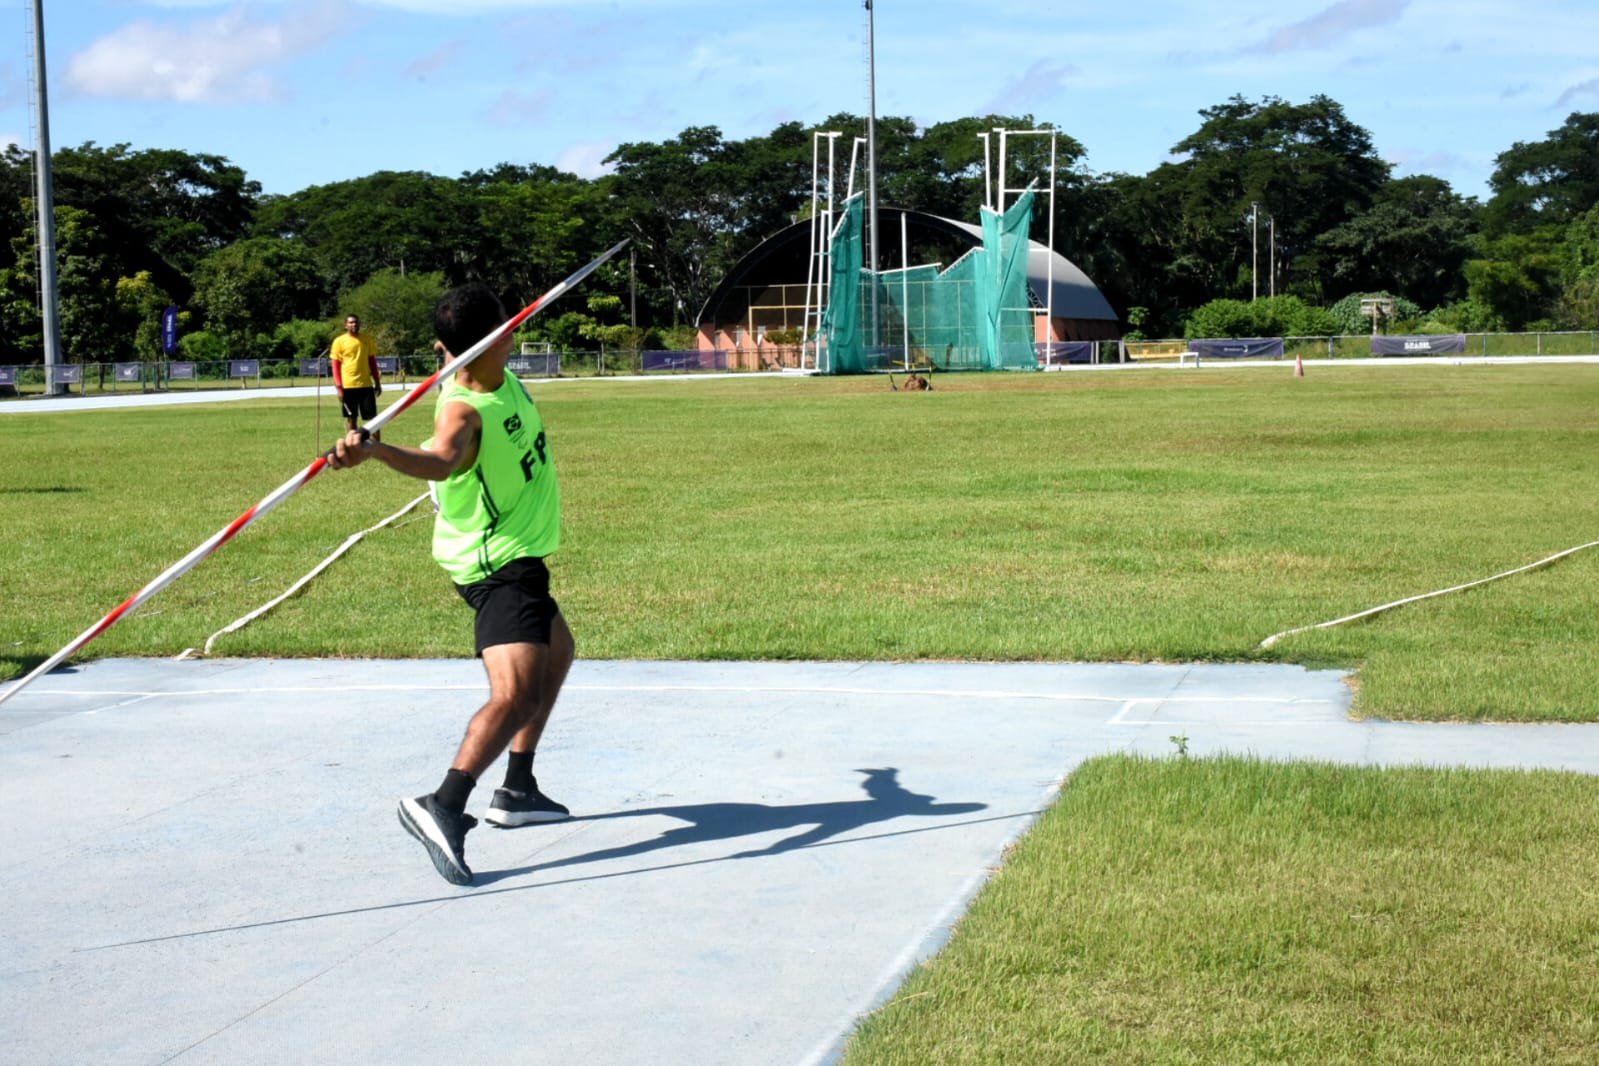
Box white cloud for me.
[403,40,466,82]
[982,58,1079,116]
[1244,0,1410,55]
[486,87,554,127]
[1553,75,1599,109]
[65,3,352,104]
[555,143,616,179]
[363,0,691,10]
[1386,147,1470,174]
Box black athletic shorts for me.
[454,556,560,655]
[341,387,377,421]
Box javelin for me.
[0,238,629,707]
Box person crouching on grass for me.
[328,282,573,886]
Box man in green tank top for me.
[329,283,572,886]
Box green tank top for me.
[429,373,560,584]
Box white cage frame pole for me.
[900,209,911,370]
[802,130,841,372]
[992,128,1057,367]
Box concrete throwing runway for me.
[4,656,1598,1065]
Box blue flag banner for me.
[1371,334,1467,355]
[162,306,179,354]
[1190,338,1285,359]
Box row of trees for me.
[2,96,1597,367]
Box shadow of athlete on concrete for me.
[529,767,986,874]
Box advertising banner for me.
[162,305,179,354]
[1036,341,1094,364]
[1190,337,1285,359]
[1370,334,1468,355]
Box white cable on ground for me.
[1258,540,1599,649]
[176,492,432,660]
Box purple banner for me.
[507,353,560,376]
[300,357,330,376]
[1190,337,1285,359]
[375,356,399,374]
[1371,334,1467,355]
[169,361,195,380]
[115,363,142,382]
[54,364,82,383]
[229,360,259,378]
[0,366,14,386]
[1035,341,1094,364]
[643,350,728,371]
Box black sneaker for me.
[397,794,477,885]
[484,779,571,827]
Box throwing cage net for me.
[819,190,1036,374]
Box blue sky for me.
[3,0,1597,200]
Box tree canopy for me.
[2,99,1596,364]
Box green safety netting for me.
[820,190,1036,374]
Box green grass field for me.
[842,755,1599,1065]
[6,365,1598,1063]
[4,364,1597,721]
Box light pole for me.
[1250,201,1259,302]
[1269,215,1276,298]
[30,0,63,393]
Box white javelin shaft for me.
[0,239,629,707]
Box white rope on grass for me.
[176,491,432,660]
[1257,540,1599,649]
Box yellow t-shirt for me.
[331,332,378,389]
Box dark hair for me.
[434,283,508,356]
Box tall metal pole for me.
[1251,201,1259,302]
[30,0,63,394]
[865,0,880,351]
[1269,216,1276,298]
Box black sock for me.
[504,751,534,793]
[434,768,476,815]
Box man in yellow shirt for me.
[331,314,383,441]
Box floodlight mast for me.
[29,0,63,394]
